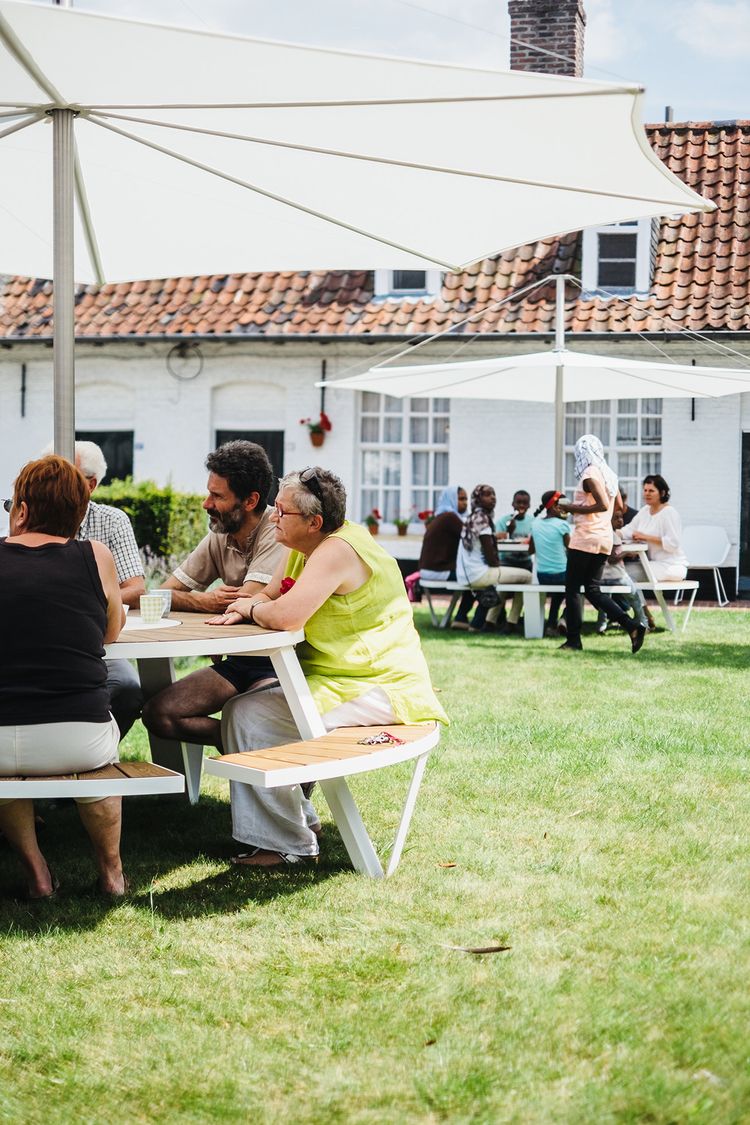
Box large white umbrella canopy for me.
[333,350,750,402]
[0,0,712,454]
[324,345,750,486]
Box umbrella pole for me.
[52,108,75,462]
[554,274,565,488]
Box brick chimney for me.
[508,0,586,77]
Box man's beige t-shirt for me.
[567,465,615,555]
[173,506,284,590]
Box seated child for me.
[529,490,570,636]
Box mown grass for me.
[1,607,748,1124]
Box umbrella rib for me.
[85,89,636,112]
[597,364,721,397]
[0,12,65,104]
[0,112,44,141]
[86,110,699,211]
[86,115,460,271]
[73,137,105,286]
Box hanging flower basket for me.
[300,411,332,447]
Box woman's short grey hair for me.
[75,441,107,484]
[278,468,347,534]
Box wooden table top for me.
[105,611,304,661]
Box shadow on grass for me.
[420,625,750,672]
[0,792,351,934]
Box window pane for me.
[565,453,576,492]
[362,451,380,486]
[434,452,449,487]
[643,453,661,476]
[433,398,450,413]
[590,417,610,444]
[618,398,637,413]
[360,416,379,442]
[567,401,585,415]
[382,491,400,522]
[598,233,637,258]
[410,417,429,443]
[382,451,401,486]
[617,416,637,444]
[432,416,450,444]
[361,489,378,515]
[566,416,585,444]
[590,399,610,414]
[393,270,427,290]
[410,397,429,413]
[361,392,380,412]
[641,416,661,445]
[598,260,637,287]
[412,451,429,487]
[641,397,662,415]
[618,454,638,478]
[412,489,430,512]
[384,396,403,414]
[384,417,402,443]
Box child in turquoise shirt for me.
[529,490,570,635]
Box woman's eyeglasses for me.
[2,499,11,513]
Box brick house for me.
[0,0,748,591]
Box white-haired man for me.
[74,441,145,738]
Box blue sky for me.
[33,0,750,123]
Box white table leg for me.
[386,752,429,877]
[136,657,203,804]
[319,776,384,878]
[523,591,545,638]
[269,648,326,739]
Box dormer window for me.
[581,218,656,296]
[374,269,442,299]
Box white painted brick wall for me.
[1,341,749,570]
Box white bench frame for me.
[421,571,699,637]
[205,723,440,879]
[0,761,185,799]
[420,581,630,639]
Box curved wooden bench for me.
[205,723,440,878]
[0,761,184,799]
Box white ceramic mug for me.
[157,589,172,617]
[140,593,165,624]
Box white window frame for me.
[357,393,450,526]
[373,268,443,299]
[581,218,654,295]
[563,398,663,500]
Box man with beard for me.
[142,441,285,750]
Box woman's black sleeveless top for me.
[0,538,110,725]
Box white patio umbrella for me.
[322,276,750,484]
[0,1,712,458]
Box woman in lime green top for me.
[208,467,447,868]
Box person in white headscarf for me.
[557,435,646,654]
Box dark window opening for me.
[598,232,637,289]
[76,430,134,483]
[392,270,427,291]
[215,430,284,497]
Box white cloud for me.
[582,0,626,66]
[678,1,750,58]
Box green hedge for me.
[95,478,206,561]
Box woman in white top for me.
[621,474,688,582]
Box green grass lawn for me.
[1,607,749,1124]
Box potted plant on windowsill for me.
[300,411,332,448]
[393,516,410,537]
[364,509,381,535]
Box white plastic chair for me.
[678,525,731,606]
